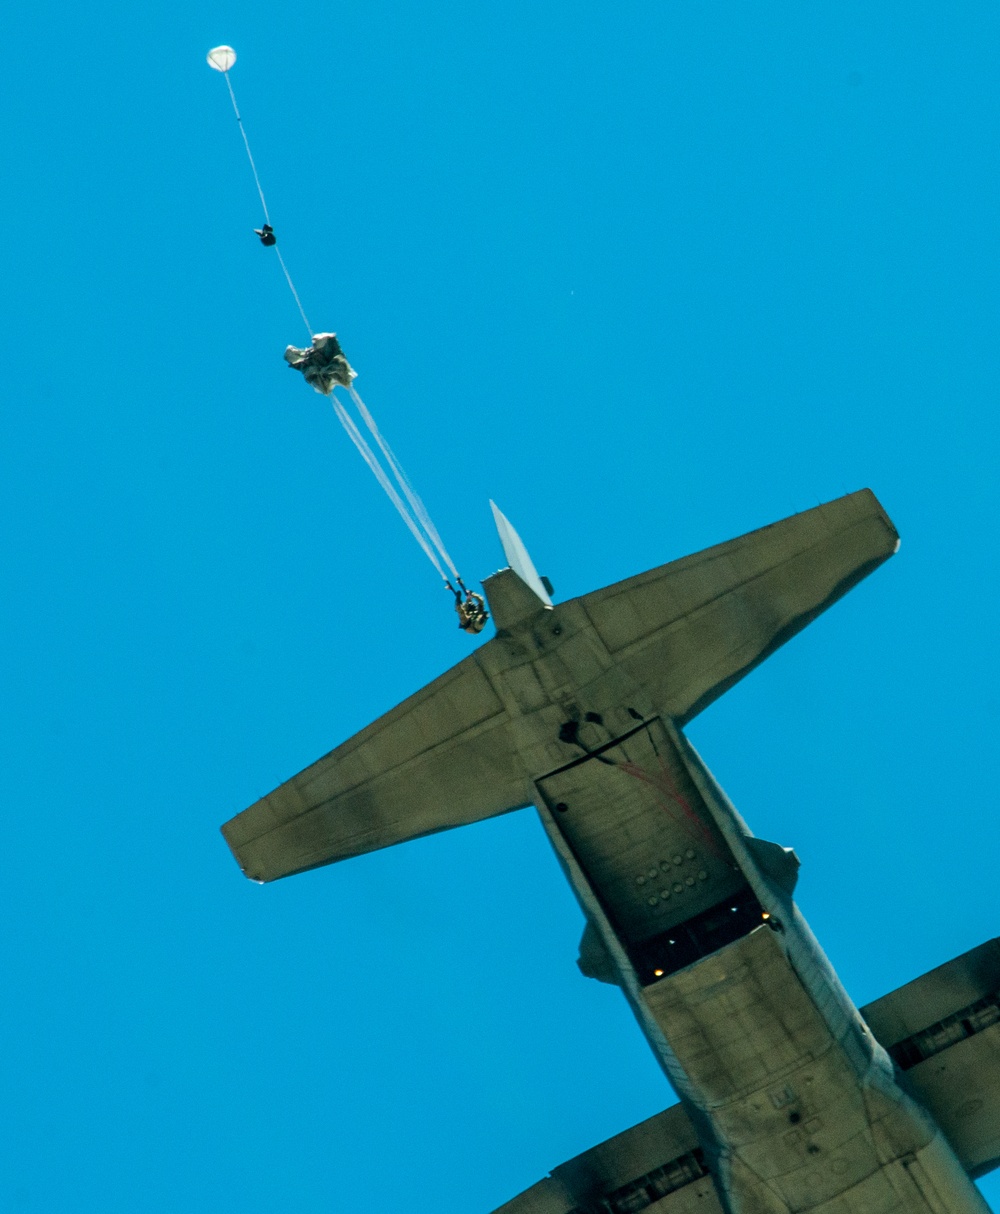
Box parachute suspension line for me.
[330,396,449,581]
[221,70,271,225]
[345,382,460,583]
[275,246,312,339]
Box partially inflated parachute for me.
[284,334,356,395]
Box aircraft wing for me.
[861,938,1000,1179]
[221,653,527,883]
[490,1102,721,1214]
[578,488,898,725]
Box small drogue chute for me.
[207,45,236,72]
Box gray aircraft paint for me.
[222,490,1000,1214]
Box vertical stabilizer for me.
[490,501,553,606]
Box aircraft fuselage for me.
[223,492,996,1214]
[504,646,987,1214]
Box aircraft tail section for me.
[221,490,897,883]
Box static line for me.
[620,759,723,859]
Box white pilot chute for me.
[207,51,486,632]
[206,45,236,72]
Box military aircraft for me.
[221,489,1000,1214]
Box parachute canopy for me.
[285,333,356,395]
[207,45,236,72]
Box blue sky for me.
[2,2,999,1210]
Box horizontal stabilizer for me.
[861,939,1000,1179]
[490,1103,720,1214]
[222,653,528,882]
[221,491,896,883]
[578,488,898,724]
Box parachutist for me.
[255,224,276,246]
[448,581,489,634]
[460,596,489,633]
